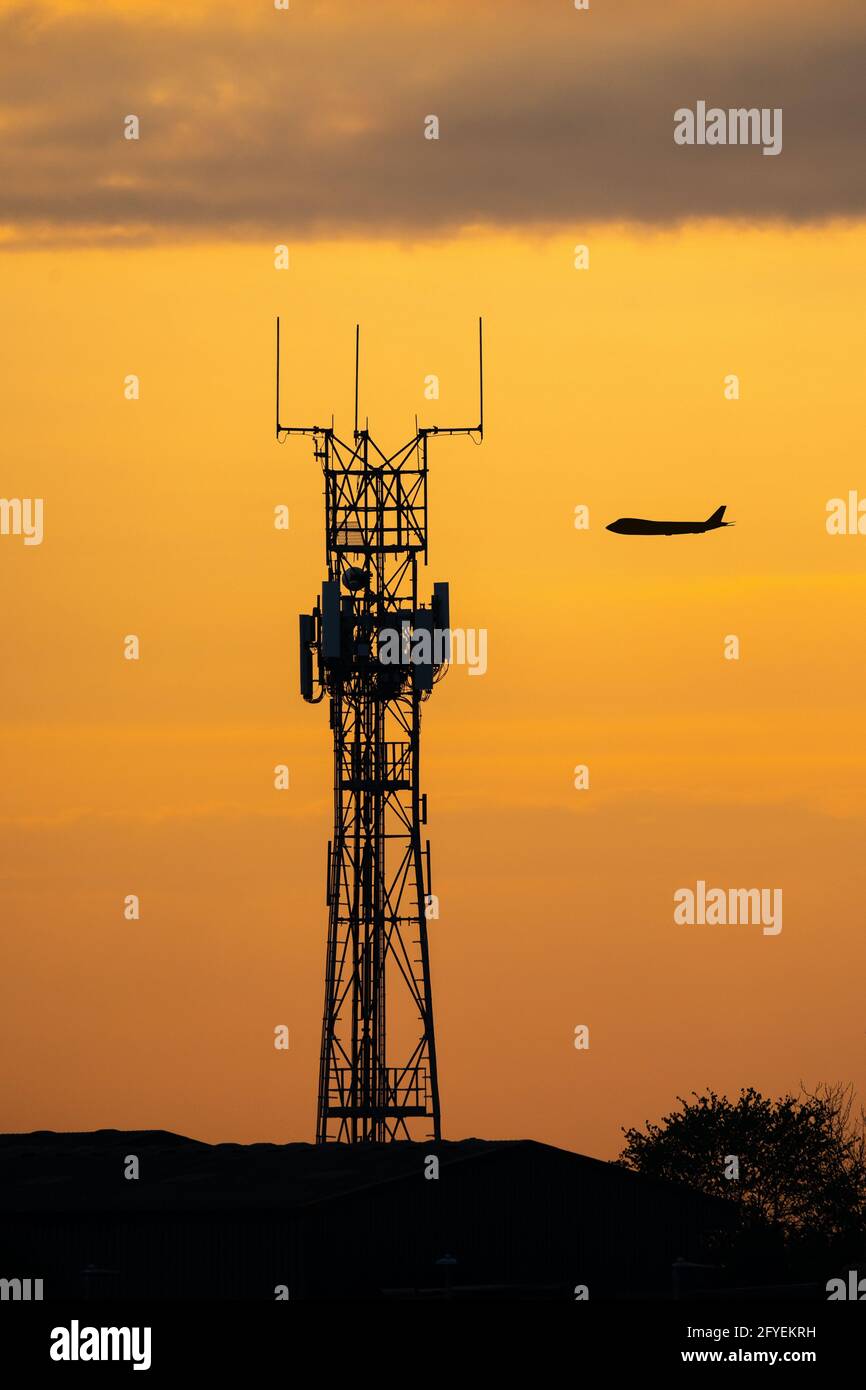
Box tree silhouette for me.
[618,1084,866,1267]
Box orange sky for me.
[2,1,865,1156]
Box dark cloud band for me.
[0,7,863,245]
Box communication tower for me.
[277,320,483,1142]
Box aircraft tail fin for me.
[707,505,727,526]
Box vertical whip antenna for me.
[478,315,484,439]
[354,324,360,440]
[275,316,281,440]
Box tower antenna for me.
[418,318,484,436]
[354,324,360,440]
[478,315,484,439]
[275,316,281,440]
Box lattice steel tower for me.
[277,320,483,1142]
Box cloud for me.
[0,2,864,247]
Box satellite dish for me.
[342,566,369,592]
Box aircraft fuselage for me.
[607,518,714,535]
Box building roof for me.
[0,1128,729,1218]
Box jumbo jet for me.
[606,505,732,536]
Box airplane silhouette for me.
[606,505,733,536]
